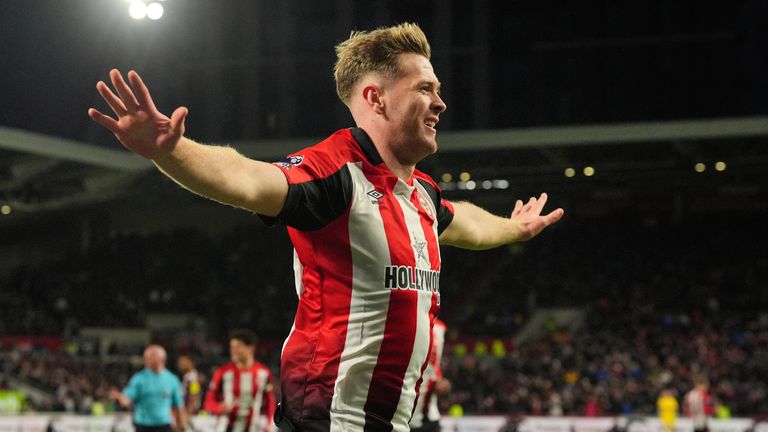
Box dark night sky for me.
[2,0,767,149]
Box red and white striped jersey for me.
[203,362,275,432]
[263,128,454,432]
[684,388,712,429]
[410,318,446,429]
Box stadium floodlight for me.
[715,161,727,172]
[459,171,471,182]
[465,180,476,190]
[1,205,11,215]
[564,167,576,178]
[583,166,595,177]
[493,179,509,189]
[694,162,706,173]
[481,180,493,190]
[147,2,164,20]
[441,173,452,182]
[128,1,147,19]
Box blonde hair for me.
[334,23,431,105]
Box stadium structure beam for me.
[234,116,768,159]
[2,116,767,168]
[0,127,151,171]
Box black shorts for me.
[134,424,172,432]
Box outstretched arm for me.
[88,69,287,216]
[109,387,132,409]
[439,193,563,250]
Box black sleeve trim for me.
[260,165,353,231]
[416,179,454,236]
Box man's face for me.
[144,347,165,371]
[230,339,254,364]
[177,355,192,372]
[381,53,446,165]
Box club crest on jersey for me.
[273,155,304,170]
[286,155,304,166]
[418,194,434,219]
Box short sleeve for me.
[123,374,140,402]
[260,153,353,231]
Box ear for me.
[362,85,386,115]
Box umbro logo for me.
[367,189,384,204]
[367,190,384,199]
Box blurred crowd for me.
[0,226,298,338]
[1,212,767,416]
[438,213,768,416]
[1,345,135,413]
[442,308,768,416]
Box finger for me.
[96,81,128,117]
[127,70,158,112]
[522,196,536,213]
[511,199,523,217]
[109,69,141,112]
[533,192,549,214]
[88,108,120,134]
[170,107,188,137]
[543,208,565,225]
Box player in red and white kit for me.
[410,319,449,432]
[89,23,563,432]
[204,332,275,432]
[684,378,713,432]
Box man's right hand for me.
[88,69,187,160]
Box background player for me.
[178,354,203,416]
[684,378,713,432]
[204,331,275,432]
[657,388,679,432]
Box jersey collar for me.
[350,127,384,166]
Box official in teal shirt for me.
[111,345,187,432]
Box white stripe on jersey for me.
[223,371,235,407]
[281,250,303,360]
[330,162,393,432]
[411,377,429,428]
[216,371,235,432]
[249,369,269,432]
[389,184,435,431]
[279,249,301,417]
[292,249,305,296]
[238,372,253,415]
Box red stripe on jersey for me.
[364,290,419,429]
[281,210,354,424]
[363,177,419,429]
